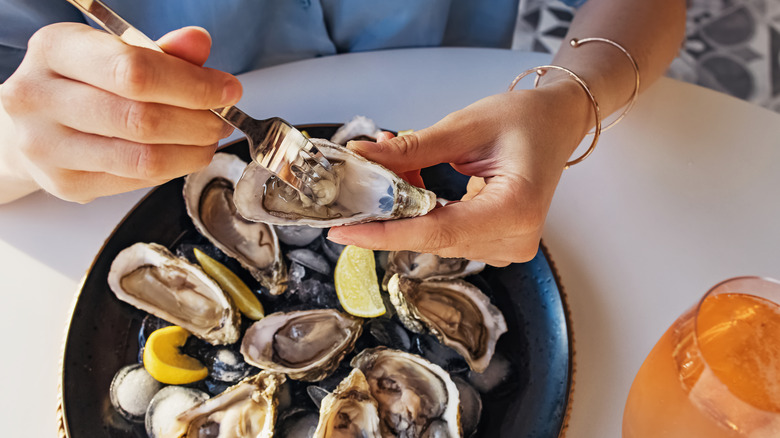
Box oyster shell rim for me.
[233,138,437,228]
[351,346,462,438]
[239,308,364,382]
[182,152,288,295]
[312,368,382,438]
[106,242,241,345]
[163,371,285,438]
[388,273,508,373]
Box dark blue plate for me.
[58,124,574,438]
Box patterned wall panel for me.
[512,0,780,113]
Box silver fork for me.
[66,0,334,203]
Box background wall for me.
[512,0,780,113]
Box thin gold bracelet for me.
[570,37,640,132]
[509,65,601,169]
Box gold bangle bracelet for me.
[509,65,601,169]
[570,37,640,132]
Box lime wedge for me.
[334,245,386,318]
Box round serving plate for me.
[58,124,575,438]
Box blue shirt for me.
[0,0,584,81]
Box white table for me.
[1,48,778,437]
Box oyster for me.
[184,153,287,295]
[240,309,363,381]
[107,242,240,345]
[161,371,285,438]
[233,139,436,227]
[312,368,381,438]
[387,274,507,373]
[383,251,485,289]
[351,348,461,438]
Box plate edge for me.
[57,275,86,438]
[540,240,577,438]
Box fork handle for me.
[66,0,244,129]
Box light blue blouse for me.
[0,0,585,81]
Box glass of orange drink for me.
[623,276,780,437]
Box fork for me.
[65,0,334,203]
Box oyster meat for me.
[161,371,285,438]
[351,348,461,438]
[107,242,240,345]
[313,368,381,438]
[240,309,363,381]
[388,273,507,373]
[184,153,287,295]
[233,139,436,227]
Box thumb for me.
[157,26,212,66]
[346,117,472,174]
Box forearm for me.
[0,84,39,204]
[544,0,686,128]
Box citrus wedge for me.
[334,245,386,318]
[193,248,265,320]
[142,325,208,385]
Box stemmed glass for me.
[623,276,780,437]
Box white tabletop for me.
[1,47,779,437]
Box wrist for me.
[533,77,596,141]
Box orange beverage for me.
[623,277,780,437]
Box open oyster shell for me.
[184,153,287,295]
[312,368,381,438]
[107,242,240,345]
[233,139,436,227]
[240,309,363,382]
[351,347,461,438]
[383,251,486,289]
[160,371,285,438]
[387,273,507,373]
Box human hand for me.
[327,81,591,266]
[0,23,241,203]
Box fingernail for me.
[346,140,378,153]
[326,231,353,245]
[221,79,242,106]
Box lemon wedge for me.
[193,248,265,320]
[334,245,386,318]
[143,326,208,385]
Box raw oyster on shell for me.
[107,242,240,345]
[352,348,461,438]
[312,368,381,438]
[161,371,285,438]
[240,309,363,381]
[388,273,507,373]
[233,138,436,227]
[383,251,485,289]
[184,152,287,295]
